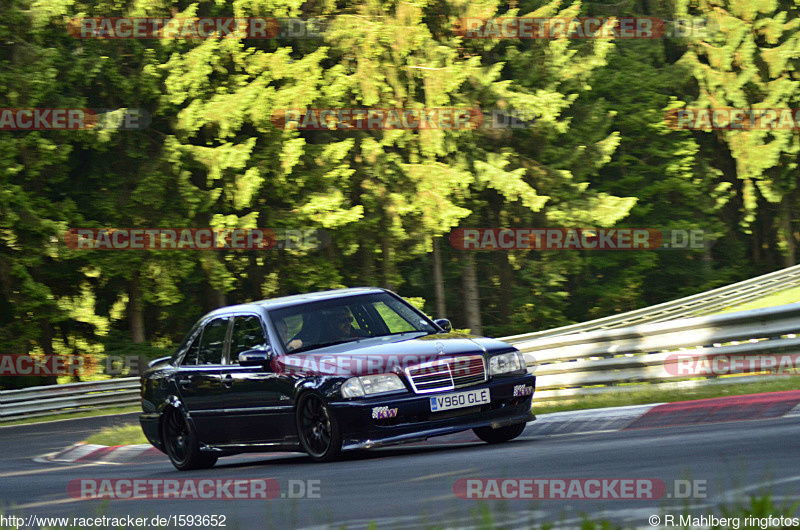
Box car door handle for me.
[222,374,234,388]
[177,376,194,386]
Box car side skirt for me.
[341,409,535,450]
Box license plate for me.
[430,388,490,412]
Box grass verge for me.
[717,284,800,314]
[84,423,148,446]
[532,377,800,415]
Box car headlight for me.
[341,374,406,398]
[489,351,527,376]
[340,378,365,398]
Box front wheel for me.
[162,408,218,471]
[296,393,342,462]
[473,422,527,444]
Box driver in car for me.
[328,308,366,340]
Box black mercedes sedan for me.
[139,287,536,470]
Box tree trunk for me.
[40,318,57,385]
[751,225,761,270]
[432,237,447,318]
[361,242,375,285]
[462,253,482,335]
[200,255,227,307]
[128,277,146,343]
[498,253,513,322]
[779,193,796,267]
[382,235,394,291]
[212,287,226,308]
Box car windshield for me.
[269,292,437,353]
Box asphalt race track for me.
[2,407,800,529]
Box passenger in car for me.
[276,318,303,352]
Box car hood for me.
[271,332,517,377]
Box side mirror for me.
[238,347,273,367]
[433,319,452,332]
[149,355,172,368]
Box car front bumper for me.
[330,373,536,450]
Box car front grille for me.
[404,355,487,394]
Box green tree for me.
[677,0,800,268]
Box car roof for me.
[255,287,389,309]
[201,287,390,320]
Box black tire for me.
[162,408,218,471]
[296,393,342,462]
[473,422,527,444]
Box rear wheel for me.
[296,393,342,462]
[473,422,527,444]
[162,408,218,471]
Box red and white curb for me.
[36,442,162,465]
[527,389,800,437]
[525,403,661,437]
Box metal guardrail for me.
[2,266,800,420]
[516,303,800,401]
[503,264,800,342]
[0,378,140,421]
